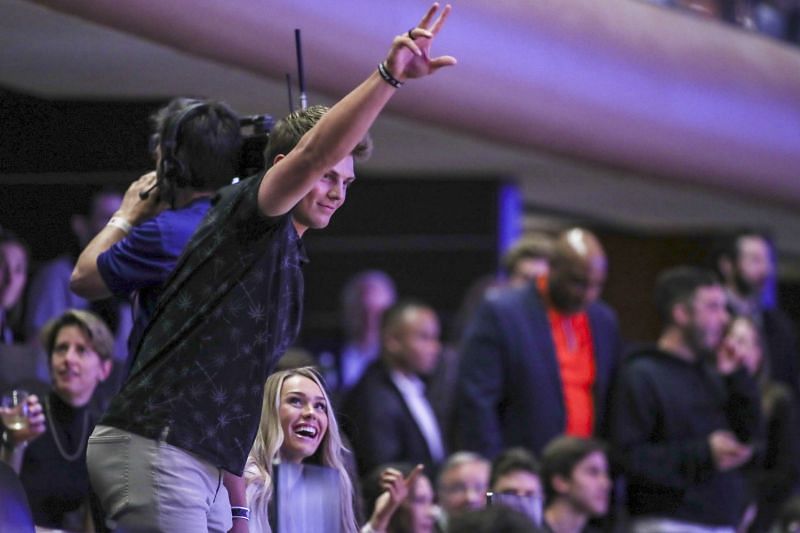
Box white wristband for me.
[107,217,133,235]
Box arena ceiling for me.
[3,0,800,265]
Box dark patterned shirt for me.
[100,175,307,475]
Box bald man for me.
[455,228,621,458]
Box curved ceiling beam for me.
[31,0,800,202]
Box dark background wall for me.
[1,88,156,174]
[3,90,798,351]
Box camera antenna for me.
[294,28,308,111]
[285,74,294,113]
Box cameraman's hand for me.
[117,171,168,226]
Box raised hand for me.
[368,464,425,531]
[384,3,457,83]
[716,337,743,376]
[117,171,169,226]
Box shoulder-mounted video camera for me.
[238,114,275,178]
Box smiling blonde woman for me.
[246,366,423,533]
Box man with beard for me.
[610,267,761,532]
[714,230,800,397]
[456,228,621,458]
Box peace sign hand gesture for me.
[384,3,457,83]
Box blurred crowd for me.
[2,212,799,532]
[646,0,800,45]
[1,66,799,530]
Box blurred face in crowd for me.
[361,278,396,316]
[278,375,329,463]
[395,474,437,533]
[356,277,396,340]
[509,257,549,288]
[492,469,543,524]
[385,306,441,376]
[493,470,542,501]
[548,230,607,314]
[723,317,763,376]
[438,459,490,516]
[553,451,610,517]
[50,325,111,407]
[683,285,730,356]
[70,192,123,248]
[0,241,28,311]
[733,235,773,297]
[89,192,123,236]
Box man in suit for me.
[342,299,446,478]
[455,228,621,458]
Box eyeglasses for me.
[486,491,542,526]
[440,482,488,496]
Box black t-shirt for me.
[101,175,308,475]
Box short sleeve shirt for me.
[97,198,212,360]
[100,175,308,475]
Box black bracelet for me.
[377,62,403,88]
[231,506,250,520]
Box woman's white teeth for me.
[295,424,317,438]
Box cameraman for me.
[70,97,242,369]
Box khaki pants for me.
[86,425,232,533]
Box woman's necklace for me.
[44,396,89,462]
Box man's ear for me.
[672,301,690,327]
[272,154,286,167]
[384,328,402,355]
[99,359,113,382]
[552,474,570,496]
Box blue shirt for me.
[97,198,211,365]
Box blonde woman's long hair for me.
[246,367,357,533]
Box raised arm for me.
[364,465,424,533]
[257,3,456,217]
[71,172,165,299]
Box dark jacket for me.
[609,347,762,527]
[341,359,442,478]
[763,307,800,396]
[455,284,621,459]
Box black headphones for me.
[157,101,210,189]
